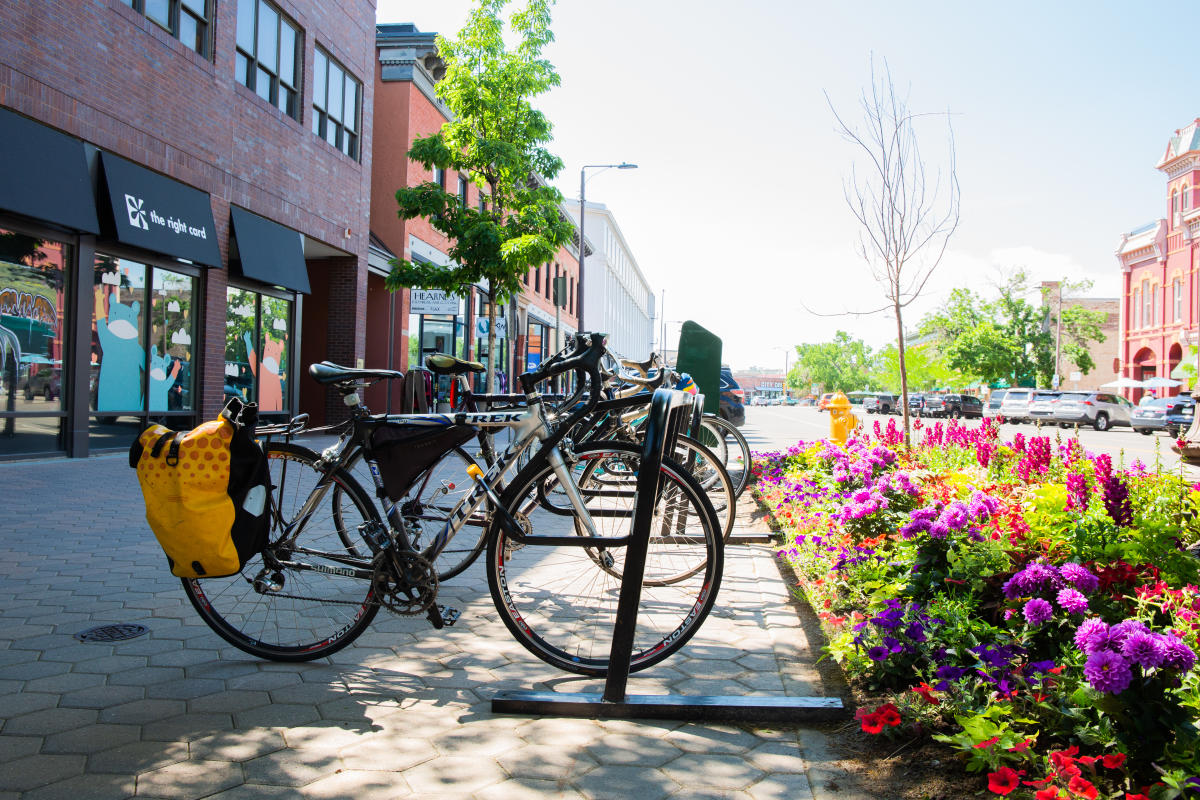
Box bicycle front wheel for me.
[486,443,722,676]
[697,414,751,498]
[182,442,380,662]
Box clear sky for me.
[376,0,1194,371]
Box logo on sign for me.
[125,194,149,230]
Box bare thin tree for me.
[827,57,960,446]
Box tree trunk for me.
[486,293,497,394]
[895,300,911,448]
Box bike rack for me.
[492,387,845,722]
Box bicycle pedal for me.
[438,605,461,627]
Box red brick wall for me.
[0,0,375,419]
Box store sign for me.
[100,153,221,266]
[475,317,507,339]
[410,289,460,315]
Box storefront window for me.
[90,254,197,449]
[225,286,292,414]
[0,229,69,455]
[526,321,545,371]
[474,296,509,392]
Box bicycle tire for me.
[486,442,722,677]
[697,414,751,499]
[182,442,380,662]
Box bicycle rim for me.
[182,442,379,662]
[486,444,722,677]
[699,415,750,498]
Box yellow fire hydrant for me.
[827,392,859,445]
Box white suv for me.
[999,388,1035,423]
[1053,391,1134,431]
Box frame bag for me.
[368,423,477,501]
[129,398,271,578]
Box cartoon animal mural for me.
[148,346,181,411]
[96,298,143,411]
[244,331,285,412]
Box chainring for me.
[371,551,438,615]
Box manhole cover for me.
[74,623,149,643]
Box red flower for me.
[1075,755,1097,766]
[988,766,1023,795]
[1101,753,1126,769]
[1007,737,1034,753]
[974,736,1000,749]
[1125,794,1151,800]
[912,682,940,705]
[1036,788,1061,800]
[858,712,883,734]
[1067,775,1098,800]
[875,703,902,727]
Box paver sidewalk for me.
[0,452,866,799]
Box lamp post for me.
[578,163,637,335]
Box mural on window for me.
[92,256,195,414]
[0,231,68,414]
[225,287,291,413]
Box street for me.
[740,405,1194,474]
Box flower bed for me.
[755,417,1200,800]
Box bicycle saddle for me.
[424,354,486,375]
[308,362,403,385]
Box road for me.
[740,405,1194,474]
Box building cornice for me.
[1159,155,1200,179]
[376,25,448,116]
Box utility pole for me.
[1054,281,1063,389]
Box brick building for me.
[0,0,375,458]
[1039,281,1120,393]
[1117,118,1200,400]
[370,23,581,403]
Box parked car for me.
[925,393,984,419]
[19,365,61,401]
[864,393,898,414]
[797,396,816,407]
[818,392,837,411]
[1026,390,1062,424]
[908,393,927,416]
[1165,395,1196,438]
[984,390,1007,420]
[1131,397,1171,435]
[999,388,1036,423]
[1052,391,1134,431]
[719,366,746,427]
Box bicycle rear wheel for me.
[401,446,488,581]
[486,443,722,676]
[182,442,379,662]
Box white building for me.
[570,199,655,360]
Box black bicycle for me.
[181,333,723,676]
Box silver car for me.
[999,388,1035,423]
[1052,391,1134,431]
[984,390,1006,419]
[1027,390,1061,424]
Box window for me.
[534,264,541,293]
[433,168,445,189]
[225,287,293,414]
[457,175,468,206]
[123,0,210,56]
[312,47,362,159]
[1175,278,1184,321]
[569,276,575,314]
[1154,284,1161,326]
[1142,279,1151,327]
[1132,290,1140,328]
[478,192,488,213]
[1186,186,1193,212]
[1173,191,1181,227]
[235,0,299,118]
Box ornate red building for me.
[1118,118,1200,399]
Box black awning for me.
[99,152,221,266]
[0,108,99,233]
[230,206,310,294]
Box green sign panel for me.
[675,320,722,415]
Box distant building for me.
[1117,117,1200,400]
[1039,281,1120,393]
[568,200,655,360]
[733,370,786,402]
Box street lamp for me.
[578,162,637,334]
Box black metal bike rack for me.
[492,388,845,722]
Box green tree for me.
[870,340,969,392]
[793,331,874,393]
[386,0,573,391]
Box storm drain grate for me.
[74,623,149,643]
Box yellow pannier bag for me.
[129,398,270,578]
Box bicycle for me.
[181,333,723,676]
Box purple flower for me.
[1108,619,1148,649]
[1160,634,1198,672]
[1121,631,1166,668]
[1023,598,1054,626]
[928,521,952,539]
[938,502,970,531]
[866,645,889,662]
[1074,618,1111,654]
[1055,588,1089,614]
[1084,649,1133,694]
[1065,472,1089,513]
[1060,562,1099,595]
[1101,473,1133,527]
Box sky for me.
[375,0,1196,370]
